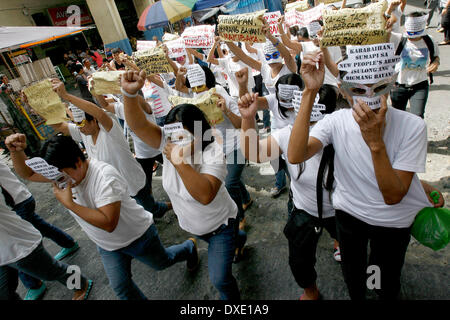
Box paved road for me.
[7,0,449,300]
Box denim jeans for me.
[390,81,429,118]
[225,149,251,221]
[97,224,193,300]
[132,179,168,218]
[197,218,244,300]
[0,242,87,300]
[13,196,76,289]
[274,157,290,190]
[136,154,163,194]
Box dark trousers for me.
[390,81,429,118]
[136,154,163,194]
[285,208,337,289]
[335,210,411,300]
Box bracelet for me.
[120,87,139,98]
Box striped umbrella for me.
[137,0,197,31]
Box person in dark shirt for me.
[73,64,94,103]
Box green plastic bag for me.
[411,206,450,251]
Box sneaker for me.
[24,282,46,300]
[270,186,286,198]
[54,242,80,261]
[334,246,342,262]
[187,238,199,272]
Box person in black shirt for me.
[73,64,94,103]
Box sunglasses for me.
[340,74,398,97]
[265,51,280,61]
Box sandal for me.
[439,41,450,45]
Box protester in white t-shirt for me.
[238,75,344,300]
[6,133,197,300]
[287,51,435,300]
[120,69,247,300]
[0,143,93,300]
[48,79,170,218]
[0,161,79,299]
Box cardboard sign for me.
[136,40,157,51]
[263,11,282,36]
[88,71,125,95]
[165,38,187,58]
[284,4,324,28]
[338,43,400,83]
[182,25,216,48]
[168,88,223,126]
[218,10,267,43]
[25,157,75,188]
[320,0,388,47]
[23,79,67,125]
[285,0,310,12]
[132,47,174,75]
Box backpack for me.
[395,35,438,84]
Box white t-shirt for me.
[159,129,238,236]
[301,42,340,87]
[218,56,255,98]
[0,161,31,205]
[68,118,146,196]
[0,192,41,266]
[210,63,227,88]
[265,94,296,131]
[390,32,439,86]
[310,107,430,228]
[272,126,335,218]
[192,85,241,155]
[70,159,153,251]
[260,62,291,95]
[114,102,161,159]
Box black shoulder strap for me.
[315,149,328,231]
[395,36,408,56]
[422,35,436,63]
[1,186,15,208]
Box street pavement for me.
[5,0,449,300]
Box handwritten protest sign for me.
[285,0,310,12]
[136,40,157,51]
[338,43,400,83]
[25,157,75,188]
[165,38,187,58]
[320,0,388,47]
[218,10,267,43]
[263,11,282,36]
[182,25,216,48]
[168,88,223,126]
[88,71,125,95]
[162,33,180,42]
[23,79,67,125]
[132,47,174,75]
[284,4,324,28]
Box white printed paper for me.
[405,15,428,38]
[165,38,187,58]
[136,40,157,51]
[25,157,75,188]
[263,11,282,36]
[187,64,206,88]
[69,105,85,123]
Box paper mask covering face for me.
[292,90,326,122]
[277,84,300,108]
[69,105,86,123]
[405,14,428,38]
[263,41,283,64]
[164,122,194,146]
[187,64,206,88]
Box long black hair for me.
[164,103,215,151]
[275,73,304,119]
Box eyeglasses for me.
[340,74,398,97]
[265,51,280,61]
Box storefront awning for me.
[0,26,94,53]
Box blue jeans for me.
[390,81,429,118]
[13,196,76,289]
[133,179,168,218]
[225,149,251,221]
[97,224,193,300]
[197,218,244,300]
[274,157,290,190]
[0,242,87,300]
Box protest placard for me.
[182,25,216,48]
[320,0,388,47]
[136,40,157,51]
[25,157,75,188]
[285,0,310,12]
[284,4,324,28]
[168,88,223,126]
[132,47,174,75]
[162,33,180,42]
[337,43,400,83]
[186,64,206,88]
[23,79,67,125]
[218,10,267,43]
[263,11,282,36]
[88,71,125,95]
[165,38,187,58]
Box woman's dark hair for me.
[41,135,86,170]
[185,65,216,89]
[74,64,83,73]
[111,48,121,54]
[84,112,95,122]
[298,27,309,39]
[164,103,215,151]
[275,73,304,119]
[407,11,427,18]
[289,26,299,37]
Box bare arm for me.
[94,94,116,114]
[147,74,164,88]
[265,25,297,73]
[321,47,339,77]
[175,67,189,94]
[207,37,221,65]
[226,41,262,71]
[278,17,303,53]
